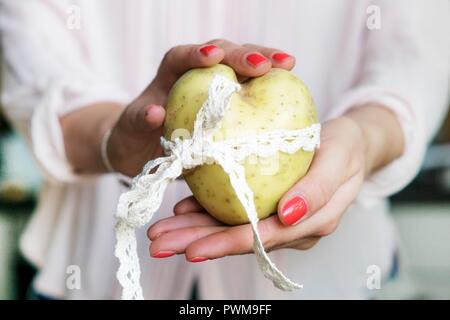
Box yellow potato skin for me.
[164,64,317,225]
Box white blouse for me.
[0,0,448,299]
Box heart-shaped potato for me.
[163,64,317,225]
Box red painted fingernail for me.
[189,257,209,263]
[281,196,308,225]
[152,251,175,258]
[199,45,219,56]
[246,53,268,67]
[272,52,291,62]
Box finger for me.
[149,225,227,258]
[147,212,222,241]
[274,236,321,251]
[184,175,360,260]
[207,39,272,78]
[160,44,225,77]
[184,215,287,259]
[277,137,350,226]
[243,44,295,70]
[154,43,225,91]
[173,196,204,215]
[143,104,166,130]
[183,214,326,259]
[119,103,165,137]
[288,171,363,238]
[185,166,361,259]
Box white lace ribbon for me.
[115,75,321,300]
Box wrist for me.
[60,102,123,174]
[106,125,128,175]
[96,106,123,172]
[344,104,405,177]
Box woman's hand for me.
[107,40,296,176]
[60,40,296,176]
[147,105,404,261]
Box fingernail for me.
[199,45,219,57]
[281,196,308,225]
[189,257,209,263]
[246,53,268,68]
[272,52,291,63]
[145,104,160,116]
[152,251,175,258]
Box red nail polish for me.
[199,45,219,56]
[246,53,268,67]
[189,257,209,263]
[272,52,291,62]
[281,196,308,225]
[152,251,175,258]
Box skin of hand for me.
[60,40,296,177]
[146,104,405,261]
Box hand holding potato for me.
[163,64,317,225]
[61,40,296,177]
[147,104,404,261]
[106,40,296,176]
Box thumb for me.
[277,150,344,226]
[124,103,166,135]
[143,104,166,130]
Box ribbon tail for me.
[114,220,143,299]
[114,157,183,300]
[218,157,302,291]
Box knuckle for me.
[258,222,276,249]
[120,105,139,132]
[350,151,365,174]
[162,46,176,63]
[207,38,226,46]
[328,138,350,157]
[146,227,153,239]
[162,45,194,64]
[317,219,338,236]
[162,45,185,65]
[296,238,320,250]
[221,231,248,255]
[315,182,333,210]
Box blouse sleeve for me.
[0,0,132,183]
[326,0,450,199]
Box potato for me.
[164,64,317,225]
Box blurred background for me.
[0,0,448,302]
[0,104,449,299]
